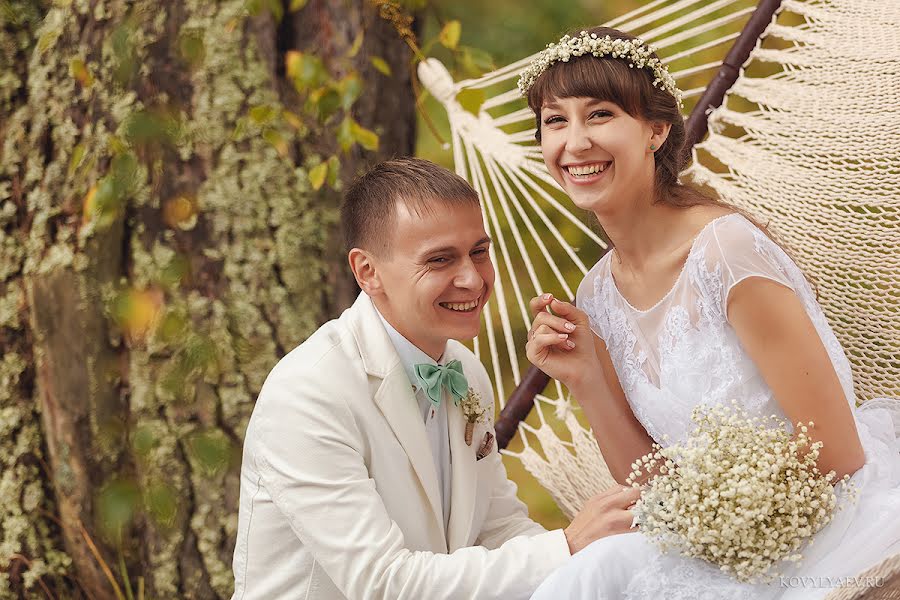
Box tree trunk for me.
[0,1,415,597]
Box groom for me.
[231,158,640,599]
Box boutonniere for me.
[460,388,488,446]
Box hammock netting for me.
[419,0,900,519]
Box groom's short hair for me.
[342,157,480,256]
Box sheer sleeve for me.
[576,254,611,342]
[704,215,798,319]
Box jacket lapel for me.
[346,294,444,536]
[445,349,478,552]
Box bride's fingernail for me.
[564,322,575,331]
[566,340,576,348]
[558,333,568,340]
[543,293,552,301]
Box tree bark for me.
[0,0,415,597]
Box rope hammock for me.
[419,0,900,525]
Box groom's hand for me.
[564,485,642,554]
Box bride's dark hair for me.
[525,26,804,277]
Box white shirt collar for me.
[375,308,446,392]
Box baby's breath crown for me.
[518,31,683,108]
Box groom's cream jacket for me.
[231,293,570,600]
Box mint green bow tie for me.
[414,360,468,408]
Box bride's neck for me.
[598,202,686,273]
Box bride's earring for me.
[649,143,657,151]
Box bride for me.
[523,26,900,599]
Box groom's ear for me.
[348,248,382,296]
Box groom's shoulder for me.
[257,314,365,409]
[278,317,354,370]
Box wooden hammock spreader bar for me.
[495,0,785,451]
[684,0,784,149]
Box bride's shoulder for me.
[575,250,615,312]
[694,210,775,263]
[577,250,614,294]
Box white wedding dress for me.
[531,213,900,600]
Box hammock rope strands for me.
[419,0,900,522]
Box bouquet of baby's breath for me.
[627,402,853,583]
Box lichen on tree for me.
[0,0,415,596]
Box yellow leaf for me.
[118,288,165,342]
[68,144,86,177]
[282,110,304,131]
[249,104,278,124]
[347,31,364,58]
[263,129,290,157]
[37,29,61,54]
[69,58,94,88]
[350,120,379,152]
[309,163,328,190]
[289,0,308,11]
[82,185,98,223]
[285,50,303,79]
[370,56,391,76]
[163,195,198,230]
[439,20,461,50]
[337,117,354,153]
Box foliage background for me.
[0,0,701,596]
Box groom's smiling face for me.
[372,200,494,360]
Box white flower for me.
[459,388,487,424]
[518,32,683,108]
[627,402,855,583]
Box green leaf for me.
[97,479,140,540]
[68,143,86,177]
[370,56,392,76]
[347,31,364,58]
[339,72,362,110]
[178,28,205,68]
[268,0,284,23]
[456,88,485,116]
[188,429,232,477]
[337,118,354,153]
[245,0,282,21]
[249,104,279,125]
[327,155,341,188]
[156,310,188,344]
[132,425,158,457]
[311,88,341,122]
[37,28,61,54]
[108,20,138,85]
[439,20,461,50]
[122,110,178,148]
[146,480,178,527]
[459,46,496,78]
[92,177,119,218]
[289,0,308,11]
[308,162,328,190]
[287,51,327,92]
[350,120,379,151]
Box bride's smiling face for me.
[539,96,656,216]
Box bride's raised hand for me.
[525,294,597,388]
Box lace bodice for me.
[577,213,857,445]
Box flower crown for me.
[517,31,683,108]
